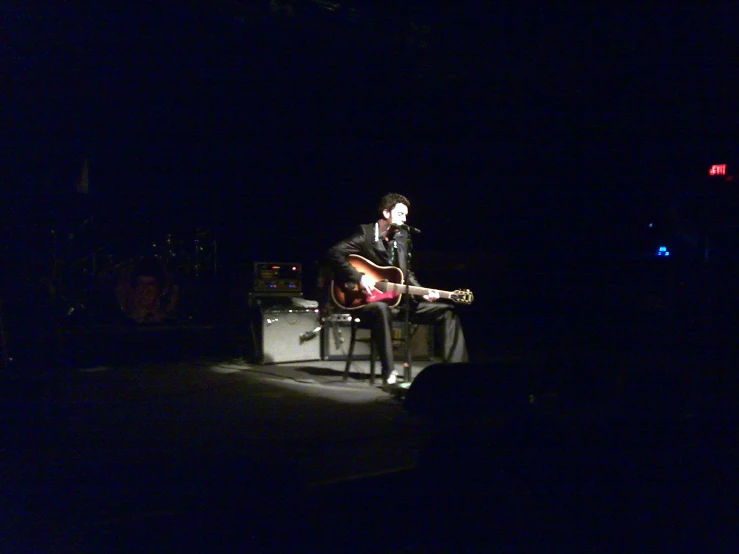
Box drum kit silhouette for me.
[49,219,218,327]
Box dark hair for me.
[378,193,411,217]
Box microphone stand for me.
[401,233,413,383]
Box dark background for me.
[4,6,739,551]
[2,1,739,358]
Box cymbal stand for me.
[0,296,10,367]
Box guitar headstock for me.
[451,289,474,305]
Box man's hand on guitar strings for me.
[359,274,378,296]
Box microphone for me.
[390,223,421,234]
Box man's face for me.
[383,203,408,227]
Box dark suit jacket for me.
[326,223,421,288]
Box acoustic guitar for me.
[331,254,474,310]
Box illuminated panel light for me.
[656,246,670,257]
[709,164,727,176]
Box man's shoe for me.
[385,370,398,385]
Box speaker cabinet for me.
[322,314,433,361]
[254,307,322,364]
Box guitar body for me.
[331,254,475,310]
[331,255,404,310]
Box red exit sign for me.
[709,164,727,176]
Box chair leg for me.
[343,317,359,382]
[404,324,418,382]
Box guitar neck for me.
[380,282,454,300]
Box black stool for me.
[342,315,422,385]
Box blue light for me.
[656,245,670,257]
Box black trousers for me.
[354,300,469,382]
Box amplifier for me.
[322,314,433,361]
[252,262,302,293]
[254,306,322,364]
[248,291,302,308]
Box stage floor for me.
[3,348,738,551]
[1,354,447,546]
